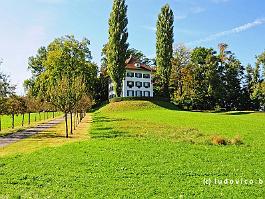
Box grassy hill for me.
[1,101,264,198]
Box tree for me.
[0,63,15,98]
[251,51,265,110]
[6,95,21,129]
[48,76,85,137]
[28,46,47,77]
[190,47,223,109]
[223,55,244,110]
[0,61,15,130]
[0,97,7,131]
[19,97,27,127]
[170,44,192,100]
[28,35,96,137]
[107,0,129,97]
[257,51,265,79]
[156,4,174,98]
[25,97,39,125]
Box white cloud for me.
[175,15,187,20]
[186,18,265,46]
[190,6,205,14]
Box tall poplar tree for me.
[107,0,129,97]
[156,4,174,98]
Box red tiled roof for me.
[125,56,155,72]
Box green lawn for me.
[0,101,264,198]
[0,112,62,136]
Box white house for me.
[109,56,155,99]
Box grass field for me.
[0,101,264,198]
[0,112,62,136]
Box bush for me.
[211,135,227,145]
[210,135,244,146]
[230,135,243,145]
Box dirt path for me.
[0,117,65,147]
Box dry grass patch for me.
[0,114,92,157]
[210,134,244,146]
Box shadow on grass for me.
[93,116,127,123]
[224,111,254,115]
[91,115,131,139]
[150,100,180,110]
[34,132,66,139]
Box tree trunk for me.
[22,114,24,127]
[77,112,79,125]
[53,111,55,118]
[74,112,76,130]
[65,113,68,138]
[39,112,41,121]
[70,112,73,134]
[28,113,31,125]
[12,113,14,129]
[44,111,46,120]
[35,114,37,122]
[0,115,1,131]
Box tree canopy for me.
[107,0,129,97]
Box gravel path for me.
[0,117,64,147]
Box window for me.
[135,73,142,78]
[109,86,113,91]
[127,90,134,97]
[143,82,150,88]
[127,72,134,77]
[136,90,142,97]
[135,81,142,88]
[143,74,150,78]
[127,81,134,88]
[144,91,150,97]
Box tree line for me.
[103,0,265,111]
[169,44,265,111]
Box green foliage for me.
[27,35,97,137]
[171,44,248,110]
[0,64,15,98]
[28,46,47,77]
[107,0,129,97]
[156,4,174,98]
[127,48,155,66]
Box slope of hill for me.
[1,100,264,198]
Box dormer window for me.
[134,63,141,68]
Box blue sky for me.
[1,0,265,94]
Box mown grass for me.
[0,112,62,136]
[0,101,264,198]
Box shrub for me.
[230,135,243,145]
[211,135,227,145]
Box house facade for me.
[109,56,155,99]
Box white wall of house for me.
[108,69,154,98]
